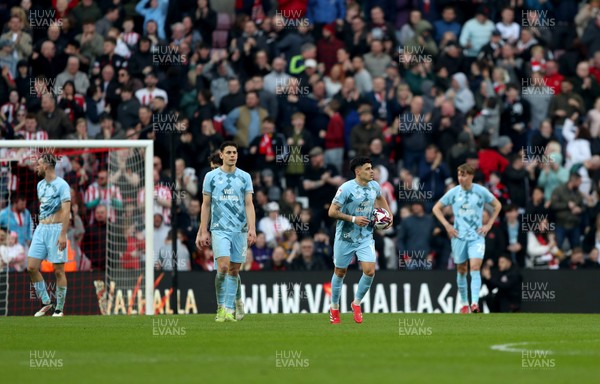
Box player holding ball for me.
[327,157,392,324]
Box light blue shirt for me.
[203,167,253,233]
[0,206,32,245]
[135,0,169,40]
[440,184,494,241]
[332,180,381,245]
[37,177,71,221]
[459,19,496,57]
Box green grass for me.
[1,314,599,384]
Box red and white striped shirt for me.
[0,102,19,124]
[137,185,172,225]
[121,32,140,49]
[135,87,168,106]
[16,130,49,141]
[84,182,123,223]
[0,148,18,192]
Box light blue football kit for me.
[439,183,494,264]
[440,183,495,308]
[330,179,382,312]
[331,180,381,268]
[202,167,253,263]
[203,166,253,313]
[28,177,71,264]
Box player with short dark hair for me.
[206,151,244,305]
[327,157,393,324]
[197,141,256,322]
[28,153,71,317]
[432,164,502,313]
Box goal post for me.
[0,140,155,315]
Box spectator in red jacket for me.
[322,99,344,173]
[544,60,564,95]
[278,0,308,19]
[478,135,510,183]
[317,23,344,76]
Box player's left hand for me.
[57,234,67,252]
[247,230,257,247]
[477,223,493,237]
[383,218,394,230]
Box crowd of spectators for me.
[2,0,600,274]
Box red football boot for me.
[351,302,363,324]
[329,308,341,324]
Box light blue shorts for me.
[333,238,376,268]
[211,231,247,264]
[28,224,68,264]
[451,237,485,265]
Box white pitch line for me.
[490,342,553,354]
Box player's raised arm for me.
[197,192,212,248]
[245,192,256,246]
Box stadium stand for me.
[1,0,600,278]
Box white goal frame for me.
[0,140,155,315]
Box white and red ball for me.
[372,208,392,229]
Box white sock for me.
[353,299,360,306]
[330,304,339,310]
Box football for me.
[372,208,392,229]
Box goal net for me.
[0,140,154,315]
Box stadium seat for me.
[216,13,231,30]
[212,31,228,48]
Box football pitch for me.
[1,314,598,384]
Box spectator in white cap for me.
[258,202,292,248]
